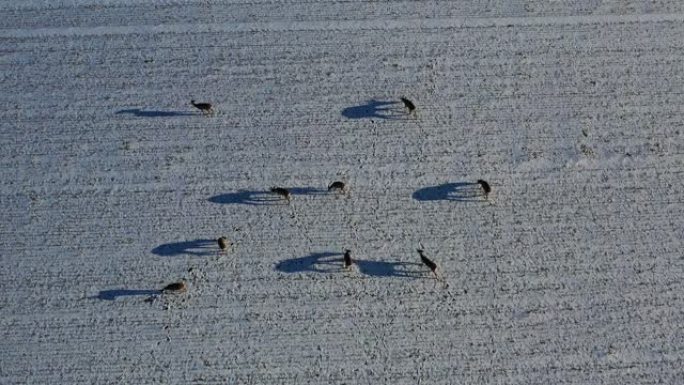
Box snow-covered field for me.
[1,1,684,384]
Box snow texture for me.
[1,1,683,384]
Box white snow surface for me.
[1,1,684,384]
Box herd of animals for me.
[158,98,492,295]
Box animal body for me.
[417,248,448,286]
[270,187,291,202]
[343,249,353,269]
[162,281,187,293]
[400,97,416,116]
[417,249,437,274]
[191,100,213,114]
[477,179,491,199]
[217,237,232,254]
[328,181,346,194]
[218,237,228,250]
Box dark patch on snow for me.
[341,99,402,120]
[209,187,328,205]
[95,289,161,300]
[412,182,483,202]
[276,252,426,278]
[152,239,215,257]
[116,108,195,118]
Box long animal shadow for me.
[288,187,328,196]
[208,190,281,205]
[95,289,161,300]
[116,108,195,118]
[413,182,484,202]
[152,239,215,257]
[275,252,343,273]
[341,99,403,120]
[356,260,425,278]
[275,252,427,278]
[209,187,328,205]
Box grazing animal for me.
[477,179,491,199]
[328,181,346,193]
[162,281,187,294]
[270,187,291,202]
[191,100,213,114]
[400,97,416,116]
[343,249,353,269]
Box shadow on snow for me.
[116,108,195,118]
[412,182,485,202]
[341,99,403,120]
[275,252,426,278]
[151,239,215,257]
[95,289,160,300]
[208,187,328,205]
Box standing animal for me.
[417,248,444,282]
[328,181,346,194]
[418,249,437,273]
[343,249,353,269]
[162,281,187,294]
[191,100,213,114]
[270,187,291,202]
[400,97,416,116]
[477,179,491,199]
[217,237,232,254]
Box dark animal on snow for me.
[191,100,213,114]
[162,281,187,293]
[417,249,437,274]
[270,187,291,202]
[418,248,447,286]
[343,249,353,269]
[218,237,232,254]
[400,97,416,115]
[328,181,346,193]
[477,179,491,198]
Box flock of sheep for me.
[159,98,492,294]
